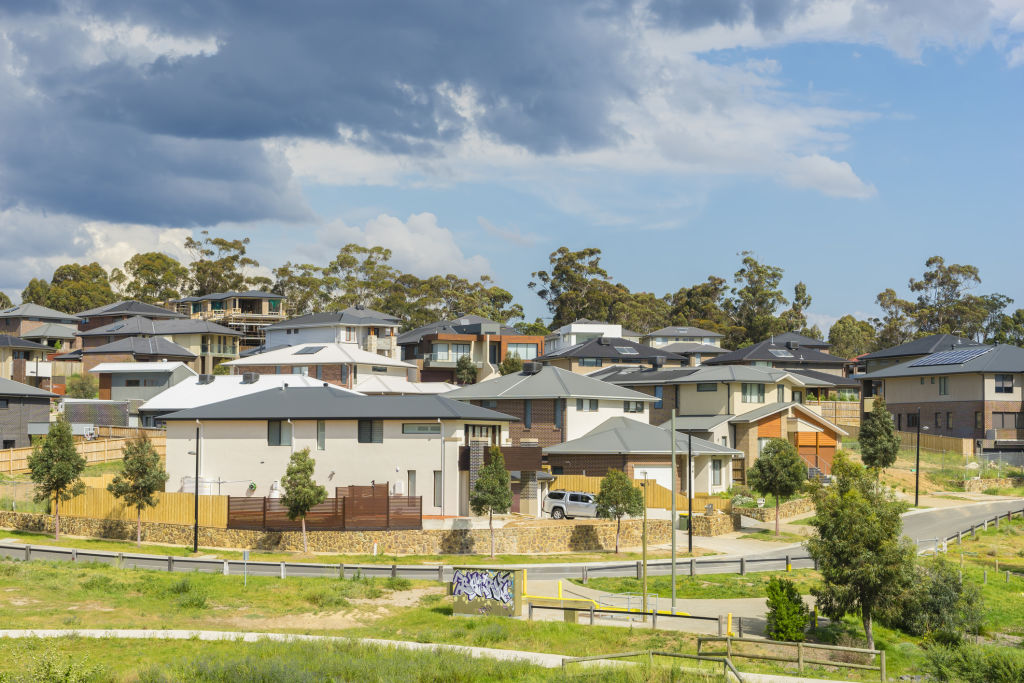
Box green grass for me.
[737,529,807,544]
[788,517,816,526]
[573,569,822,600]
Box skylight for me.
[769,349,794,358]
[294,346,325,355]
[615,346,639,355]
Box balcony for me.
[24,361,52,378]
[201,344,239,356]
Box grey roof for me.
[657,342,728,355]
[162,386,517,421]
[646,326,724,338]
[77,315,240,337]
[860,344,1024,379]
[19,322,79,340]
[0,335,51,351]
[620,328,642,338]
[657,414,734,431]
[860,334,983,361]
[81,336,197,358]
[544,417,742,457]
[598,364,799,386]
[537,337,685,361]
[786,368,860,388]
[768,332,830,349]
[446,365,655,402]
[174,291,281,302]
[76,300,184,319]
[703,339,846,366]
[0,303,80,323]
[0,377,57,398]
[266,306,399,331]
[397,315,520,345]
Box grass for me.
[573,569,822,600]
[0,459,124,483]
[737,529,808,544]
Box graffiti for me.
[451,568,514,606]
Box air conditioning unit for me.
[651,356,665,369]
[522,361,543,375]
[786,341,798,350]
[241,372,260,384]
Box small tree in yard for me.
[455,354,477,384]
[65,373,98,399]
[765,576,809,642]
[747,438,806,536]
[469,446,512,558]
[27,417,85,540]
[595,470,644,554]
[498,352,523,376]
[807,453,916,651]
[280,448,327,554]
[859,396,901,477]
[107,435,169,547]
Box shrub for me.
[178,593,208,609]
[877,555,983,643]
[983,487,1000,495]
[303,586,350,610]
[730,495,755,508]
[923,643,1024,683]
[385,576,412,591]
[765,576,808,642]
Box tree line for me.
[4,233,1020,353]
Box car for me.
[543,489,597,519]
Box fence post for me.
[223,561,229,576]
[437,566,444,582]
[717,615,723,636]
[71,548,77,563]
[280,562,286,579]
[690,558,696,577]
[996,516,1000,529]
[813,556,818,571]
[262,497,267,531]
[652,609,657,629]
[528,603,534,621]
[786,554,791,572]
[117,552,123,569]
[168,556,173,572]
[880,650,886,683]
[958,531,962,544]
[740,557,745,575]
[738,617,743,638]
[636,560,642,580]
[391,564,397,578]
[797,642,804,672]
[582,566,588,584]
[971,524,976,539]
[590,604,595,625]
[24,545,30,562]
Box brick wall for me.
[0,396,50,448]
[490,399,564,447]
[625,383,679,426]
[886,400,1023,439]
[547,453,628,477]
[233,364,353,389]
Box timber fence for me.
[550,474,732,512]
[226,484,422,532]
[0,434,166,476]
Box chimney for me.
[651,356,665,370]
[786,341,798,350]
[197,374,214,385]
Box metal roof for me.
[0,303,81,323]
[76,300,184,318]
[860,344,1024,379]
[536,337,685,361]
[161,387,517,421]
[353,375,458,395]
[446,365,655,401]
[77,315,240,337]
[225,342,413,368]
[397,315,520,345]
[785,368,861,388]
[19,322,79,340]
[0,335,52,351]
[0,377,57,398]
[81,337,197,358]
[544,417,742,456]
[859,334,983,361]
[266,306,399,330]
[89,362,198,375]
[702,339,846,366]
[646,326,724,338]
[139,374,354,412]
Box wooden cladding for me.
[227,483,421,532]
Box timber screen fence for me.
[226,484,421,531]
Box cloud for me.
[477,217,542,247]
[317,213,491,279]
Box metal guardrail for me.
[562,650,744,682]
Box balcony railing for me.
[201,344,238,356]
[424,353,479,367]
[24,361,52,378]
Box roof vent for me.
[323,382,329,387]
[197,374,214,385]
[241,372,259,384]
[786,341,798,350]
[651,356,665,370]
[280,383,289,390]
[597,337,610,345]
[522,361,542,375]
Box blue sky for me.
[1,1,1022,330]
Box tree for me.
[498,352,523,376]
[514,318,550,336]
[778,282,813,335]
[273,262,339,315]
[0,291,11,309]
[328,244,398,310]
[280,448,328,554]
[908,256,981,335]
[765,576,809,642]
[989,308,1024,346]
[529,247,613,328]
[107,436,169,546]
[110,252,189,303]
[595,470,644,553]
[878,554,983,642]
[667,275,745,347]
[747,438,806,536]
[806,453,916,650]
[469,446,512,557]
[828,315,877,359]
[609,291,671,335]
[44,262,117,313]
[185,231,265,295]
[21,278,51,306]
[27,417,86,540]
[65,373,98,399]
[871,288,915,349]
[859,396,901,477]
[727,252,788,346]
[212,363,231,376]
[455,354,477,384]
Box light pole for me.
[670,409,677,615]
[641,474,648,619]
[687,430,693,554]
[914,409,929,508]
[194,421,201,553]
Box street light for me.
[914,408,929,508]
[687,431,693,554]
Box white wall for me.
[266,327,340,347]
[691,455,732,495]
[165,418,497,516]
[565,399,648,440]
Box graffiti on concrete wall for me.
[451,568,514,606]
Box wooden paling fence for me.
[0,435,167,476]
[896,430,974,457]
[550,474,732,513]
[58,487,228,528]
[227,483,422,532]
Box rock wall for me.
[963,478,1024,493]
[0,511,670,555]
[691,513,741,536]
[734,497,815,522]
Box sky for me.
[1,0,1022,330]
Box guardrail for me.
[562,650,744,682]
[698,636,884,682]
[527,601,721,630]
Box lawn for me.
[736,529,808,544]
[573,569,822,600]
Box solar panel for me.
[615,346,639,355]
[769,349,794,358]
[107,323,125,332]
[293,345,325,355]
[908,347,991,367]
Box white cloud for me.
[317,213,491,279]
[477,217,542,247]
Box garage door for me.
[634,465,673,492]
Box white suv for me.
[543,490,598,519]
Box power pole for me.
[687,430,693,554]
[670,409,677,614]
[641,474,648,620]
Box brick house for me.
[857,333,982,375]
[0,303,81,339]
[265,306,401,360]
[75,300,184,332]
[0,335,54,388]
[0,377,56,449]
[80,337,197,374]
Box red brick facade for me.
[472,399,565,447]
[232,364,354,389]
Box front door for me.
[489,343,500,364]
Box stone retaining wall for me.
[691,513,741,536]
[0,511,670,555]
[734,497,815,522]
[963,478,1024,493]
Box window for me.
[696,383,717,392]
[896,413,902,430]
[143,378,159,387]
[777,384,785,402]
[946,412,952,429]
[995,374,1014,394]
[993,412,1019,429]
[507,343,538,360]
[432,343,449,361]
[935,412,942,428]
[757,437,772,454]
[550,466,564,475]
[267,420,292,446]
[554,399,563,429]
[712,459,722,486]
[0,399,7,409]
[2,440,14,449]
[939,376,949,395]
[547,491,565,500]
[752,361,773,367]
[371,366,387,373]
[293,366,308,376]
[480,400,497,409]
[579,358,602,367]
[317,420,326,450]
[407,470,416,498]
[654,386,663,409]
[920,377,925,385]
[576,399,598,412]
[523,399,532,429]
[433,471,442,507]
[125,379,140,387]
[358,419,383,443]
[975,412,982,429]
[451,343,470,361]
[741,383,765,403]
[623,401,644,413]
[402,423,441,434]
[907,412,919,428]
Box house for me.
[138,373,348,427]
[858,344,1024,447]
[702,335,849,376]
[534,337,686,374]
[352,375,458,395]
[160,386,518,516]
[544,417,743,494]
[223,342,415,390]
[642,326,728,366]
[0,335,55,388]
[89,361,198,414]
[75,315,241,373]
[0,377,56,449]
[20,322,79,350]
[76,300,184,332]
[169,291,287,350]
[594,364,848,481]
[398,315,546,383]
[0,303,81,339]
[80,337,198,374]
[264,306,401,359]
[544,319,642,354]
[857,334,982,375]
[444,363,656,448]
